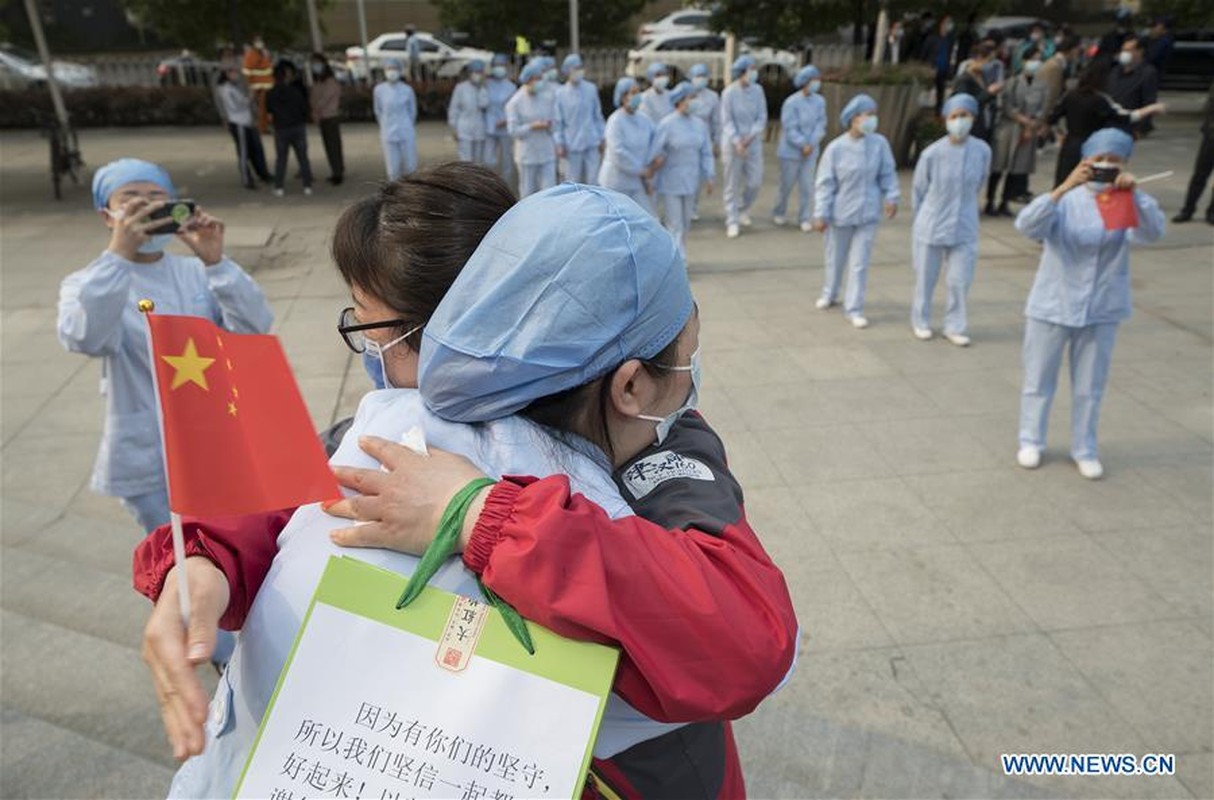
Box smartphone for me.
[146,200,197,233]
[1089,165,1121,184]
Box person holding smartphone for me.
[57,158,274,534]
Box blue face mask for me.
[636,347,701,445]
[626,93,643,112]
[361,321,424,390]
[491,65,507,79]
[362,351,386,390]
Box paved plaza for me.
[1,97,1211,798]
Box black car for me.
[1160,30,1214,91]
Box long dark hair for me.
[1077,56,1113,93]
[331,162,516,352]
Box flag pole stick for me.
[1135,171,1173,185]
[139,299,192,621]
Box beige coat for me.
[993,74,1048,174]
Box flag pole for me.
[139,299,192,622]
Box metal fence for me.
[72,43,856,90]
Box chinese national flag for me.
[147,314,340,517]
[1096,188,1139,231]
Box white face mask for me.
[1118,51,1133,66]
[808,79,821,93]
[692,75,708,90]
[470,72,483,84]
[946,116,973,139]
[1023,59,1042,75]
[571,69,585,82]
[106,207,172,254]
[746,68,759,84]
[491,65,507,79]
[858,115,879,134]
[544,68,559,82]
[652,74,670,90]
[384,70,401,82]
[362,322,424,390]
[635,348,701,445]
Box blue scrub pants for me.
[722,140,763,226]
[822,223,878,316]
[773,157,816,224]
[456,138,486,164]
[1019,318,1119,460]
[486,133,516,186]
[517,160,557,197]
[381,137,417,180]
[562,147,601,185]
[911,239,978,334]
[662,193,695,258]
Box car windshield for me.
[1,44,40,64]
[430,36,455,50]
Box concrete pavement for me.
[1,102,1210,798]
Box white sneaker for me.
[303,186,313,196]
[773,215,787,226]
[726,223,740,239]
[815,297,833,310]
[1075,458,1104,480]
[800,221,814,233]
[273,188,285,198]
[739,212,753,227]
[913,327,933,340]
[945,332,971,347]
[849,315,869,329]
[1017,446,1041,469]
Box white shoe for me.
[913,327,933,340]
[726,223,740,239]
[815,297,833,310]
[849,315,869,329]
[800,221,813,233]
[1075,458,1104,480]
[303,186,313,196]
[1017,446,1041,469]
[273,188,285,198]
[692,211,701,221]
[945,332,971,347]
[773,215,787,226]
[739,212,753,227]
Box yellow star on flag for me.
[228,401,238,416]
[161,338,216,391]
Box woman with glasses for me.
[134,168,796,799]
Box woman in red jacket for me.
[137,178,797,799]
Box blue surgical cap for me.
[614,76,637,107]
[732,55,755,78]
[562,53,583,73]
[491,53,509,67]
[669,80,694,106]
[794,65,820,88]
[520,60,544,83]
[943,92,978,117]
[418,184,694,423]
[646,61,668,81]
[840,93,878,128]
[690,63,709,79]
[92,158,175,210]
[1082,127,1134,159]
[539,56,556,70]
[384,58,403,71]
[467,59,485,73]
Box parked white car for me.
[345,32,493,81]
[0,44,98,89]
[626,31,798,85]
[636,7,714,44]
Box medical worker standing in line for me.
[654,81,715,258]
[1014,127,1164,479]
[447,59,490,164]
[687,62,720,221]
[772,65,827,232]
[720,56,767,239]
[639,62,673,124]
[555,54,606,184]
[506,59,559,197]
[599,77,661,214]
[909,93,991,345]
[485,54,518,185]
[812,94,899,329]
[372,59,418,180]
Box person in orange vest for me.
[242,34,274,133]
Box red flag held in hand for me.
[147,314,340,517]
[1096,187,1139,231]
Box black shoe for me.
[997,203,1014,218]
[1206,210,1214,225]
[327,175,343,186]
[1173,210,1193,223]
[1014,192,1034,203]
[984,202,998,216]
[243,181,256,190]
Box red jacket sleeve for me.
[132,509,294,630]
[462,477,798,723]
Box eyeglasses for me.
[337,306,420,354]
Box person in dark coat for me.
[1173,81,1214,224]
[265,60,314,196]
[1107,36,1159,136]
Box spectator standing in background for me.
[1173,81,1214,225]
[309,53,345,186]
[217,66,271,189]
[265,60,314,197]
[1145,17,1175,81]
[1107,37,1159,137]
[241,35,273,133]
[922,15,956,114]
[404,24,422,82]
[1037,35,1082,123]
[1096,8,1134,59]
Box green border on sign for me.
[234,555,620,799]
